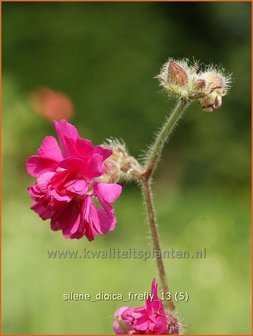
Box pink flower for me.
[113,279,181,335]
[26,120,122,241]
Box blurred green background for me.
[2,2,251,334]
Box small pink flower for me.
[26,120,122,241]
[113,279,181,335]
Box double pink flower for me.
[26,120,122,241]
[113,279,180,335]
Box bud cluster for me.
[157,58,231,112]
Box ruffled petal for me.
[76,138,94,159]
[65,179,88,195]
[134,319,149,332]
[94,182,122,203]
[153,316,169,334]
[89,203,116,234]
[84,147,112,179]
[85,153,106,178]
[38,136,63,162]
[50,190,72,202]
[62,207,82,238]
[54,119,79,157]
[113,307,134,334]
[114,307,130,320]
[82,196,98,241]
[94,145,112,161]
[51,201,80,234]
[31,203,56,220]
[112,321,125,335]
[37,171,55,191]
[59,155,106,179]
[26,155,58,177]
[59,158,86,175]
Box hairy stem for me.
[140,99,191,311]
[144,99,190,179]
[142,178,175,311]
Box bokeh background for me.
[2,2,251,334]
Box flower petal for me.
[54,119,79,156]
[26,155,58,177]
[89,203,115,234]
[65,179,88,195]
[63,211,82,238]
[94,145,112,161]
[51,201,81,235]
[76,138,94,159]
[38,136,63,162]
[31,203,56,220]
[59,158,86,175]
[94,182,122,203]
[85,153,106,178]
[37,171,55,191]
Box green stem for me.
[144,99,190,178]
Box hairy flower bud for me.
[102,139,143,182]
[157,58,191,98]
[157,58,231,112]
[168,312,183,335]
[194,78,206,90]
[201,71,226,92]
[167,60,189,86]
[200,91,222,112]
[197,71,229,112]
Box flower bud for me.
[168,312,183,335]
[194,78,206,90]
[103,140,143,182]
[156,58,231,112]
[200,71,226,94]
[200,92,222,112]
[197,70,229,112]
[157,59,191,98]
[167,60,189,86]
